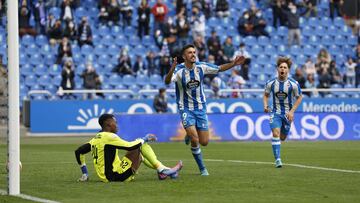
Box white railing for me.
[27,88,360,99]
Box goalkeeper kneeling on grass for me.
[75,113,183,182]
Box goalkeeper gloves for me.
[141,134,157,143]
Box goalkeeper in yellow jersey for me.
[75,114,183,182]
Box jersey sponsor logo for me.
[275,91,288,99]
[186,79,200,90]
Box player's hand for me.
[142,134,157,143]
[77,174,89,182]
[233,56,246,66]
[286,112,294,122]
[264,106,271,113]
[171,57,178,69]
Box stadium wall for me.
[28,98,360,141]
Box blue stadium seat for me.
[88,7,99,18]
[75,7,87,19]
[52,75,62,86]
[334,17,345,27]
[49,7,61,19]
[107,44,120,57]
[128,35,141,47]
[308,17,319,27]
[21,64,33,76]
[227,26,238,37]
[329,45,341,55]
[290,45,301,55]
[40,44,54,55]
[111,25,122,36]
[21,35,34,46]
[257,36,269,46]
[334,35,346,46]
[335,53,346,66]
[29,53,42,66]
[81,45,93,55]
[49,64,61,77]
[295,54,307,65]
[277,45,287,56]
[340,25,353,38]
[149,74,162,87]
[342,45,354,56]
[243,36,257,46]
[97,26,110,36]
[264,44,276,55]
[115,35,126,46]
[124,27,136,37]
[277,26,288,37]
[327,25,337,36]
[25,75,37,86]
[256,55,269,65]
[207,17,219,28]
[26,44,38,54]
[321,35,333,47]
[39,75,52,87]
[303,44,316,56]
[250,45,263,56]
[348,35,357,46]
[308,36,319,46]
[122,75,136,87]
[94,44,107,56]
[136,75,150,87]
[73,53,83,64]
[35,35,48,46]
[320,16,332,28]
[270,35,282,46]
[19,53,28,66]
[109,74,122,86]
[142,35,155,47]
[34,64,48,76]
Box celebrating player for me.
[165,44,245,175]
[263,57,303,168]
[74,113,183,182]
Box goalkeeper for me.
[75,113,183,182]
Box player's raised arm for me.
[219,55,245,72]
[75,143,91,182]
[164,57,177,85]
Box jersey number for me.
[91,145,98,164]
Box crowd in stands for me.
[0,0,359,100]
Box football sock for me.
[140,143,167,172]
[191,146,206,171]
[272,137,281,160]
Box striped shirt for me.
[264,77,302,115]
[172,62,220,110]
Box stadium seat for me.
[109,74,122,86]
[21,64,33,76]
[290,45,301,55]
[29,53,42,66]
[21,35,34,46]
[207,17,219,28]
[49,64,62,77]
[270,35,282,46]
[34,64,48,76]
[97,26,110,36]
[243,36,257,46]
[124,27,136,37]
[136,75,150,87]
[26,44,38,54]
[257,36,269,46]
[327,25,337,36]
[49,7,61,19]
[111,25,123,36]
[277,26,288,37]
[94,44,107,56]
[250,45,263,56]
[320,16,332,28]
[334,17,345,27]
[149,74,163,87]
[115,35,126,46]
[329,45,341,55]
[308,36,319,46]
[308,17,319,27]
[52,75,62,86]
[35,35,48,46]
[340,25,353,38]
[320,35,333,47]
[348,35,357,46]
[25,75,38,87]
[38,75,52,87]
[334,35,346,46]
[295,54,307,65]
[122,75,136,87]
[277,45,287,56]
[264,44,276,55]
[81,45,94,55]
[303,45,317,56]
[128,35,141,47]
[256,55,269,65]
[107,44,120,57]
[75,7,87,19]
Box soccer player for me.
[75,113,183,182]
[263,57,303,168]
[164,44,245,175]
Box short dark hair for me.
[276,56,292,69]
[98,114,114,128]
[181,44,196,55]
[159,88,166,94]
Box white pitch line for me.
[206,159,360,174]
[0,189,60,203]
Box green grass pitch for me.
[0,137,360,203]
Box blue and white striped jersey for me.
[264,77,302,115]
[172,62,220,110]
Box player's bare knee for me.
[199,140,208,146]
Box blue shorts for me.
[179,108,208,131]
[269,113,291,136]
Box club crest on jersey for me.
[187,79,200,89]
[275,91,288,99]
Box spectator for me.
[60,0,75,22]
[299,0,317,18]
[207,30,222,60]
[228,69,246,98]
[304,73,318,97]
[211,76,226,98]
[317,68,332,91]
[192,0,212,19]
[345,57,356,86]
[176,0,186,15]
[175,12,191,48]
[271,0,286,27]
[0,0,5,26]
[190,6,206,40]
[63,20,77,41]
[151,0,168,33]
[283,2,301,46]
[0,55,7,97]
[56,37,72,64]
[19,6,36,37]
[108,0,120,25]
[292,67,306,88]
[34,0,47,35]
[222,36,235,63]
[133,55,147,76]
[237,11,254,36]
[112,48,133,76]
[317,48,332,64]
[328,60,342,85]
[153,88,168,113]
[329,0,343,19]
[159,55,170,77]
[120,0,133,27]
[137,0,151,38]
[81,62,104,99]
[77,16,93,47]
[356,61,360,87]
[48,19,63,46]
[60,60,75,99]
[162,17,178,54]
[146,51,158,75]
[193,35,206,61]
[233,43,251,80]
[215,0,230,18]
[98,6,109,25]
[253,10,269,37]
[154,29,164,49]
[303,57,317,76]
[46,13,56,35]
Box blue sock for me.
[271,137,281,160]
[81,165,88,175]
[191,146,205,171]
